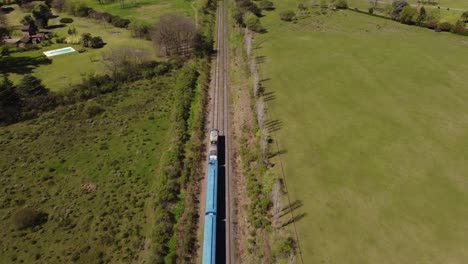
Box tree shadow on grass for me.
[264,119,282,133]
[0,55,52,75]
[281,212,307,228]
[279,199,303,218]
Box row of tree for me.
[388,0,468,35]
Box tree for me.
[0,12,9,43]
[152,14,196,57]
[16,74,49,98]
[391,0,408,20]
[90,36,104,48]
[416,6,426,25]
[279,10,296,21]
[332,0,348,9]
[258,0,274,10]
[237,0,261,17]
[461,11,468,23]
[32,3,53,28]
[244,12,264,32]
[21,14,38,35]
[0,75,20,124]
[399,5,417,24]
[102,47,150,79]
[81,32,92,47]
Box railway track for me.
[210,1,233,263]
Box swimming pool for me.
[43,47,76,57]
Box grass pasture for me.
[82,0,193,24]
[0,76,175,263]
[256,2,468,263]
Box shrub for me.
[1,46,10,56]
[279,10,296,22]
[112,17,130,28]
[437,21,452,31]
[451,20,468,35]
[55,36,66,43]
[13,208,48,229]
[272,237,296,260]
[59,17,73,23]
[258,0,274,10]
[334,0,348,9]
[90,36,104,48]
[84,102,105,118]
[244,12,265,32]
[425,20,438,29]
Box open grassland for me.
[82,0,193,23]
[3,7,156,91]
[257,2,468,263]
[0,76,175,263]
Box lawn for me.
[82,0,193,24]
[0,76,176,263]
[3,6,157,91]
[256,2,468,263]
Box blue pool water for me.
[43,47,76,57]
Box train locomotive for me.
[202,129,219,264]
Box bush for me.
[59,17,73,23]
[451,20,468,35]
[55,36,66,43]
[90,36,104,48]
[279,10,296,22]
[272,237,296,260]
[13,208,48,229]
[437,21,452,31]
[425,20,438,29]
[258,0,274,10]
[334,0,348,9]
[111,17,130,28]
[84,102,104,118]
[244,12,265,32]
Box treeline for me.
[142,0,217,262]
[150,64,199,263]
[366,0,468,36]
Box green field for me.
[0,76,176,263]
[82,0,193,24]
[257,2,468,263]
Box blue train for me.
[202,129,219,264]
